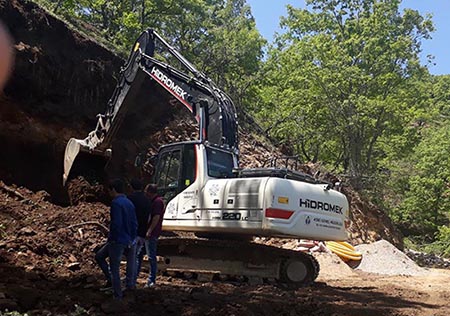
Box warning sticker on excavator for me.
[278,196,289,204]
[134,42,140,52]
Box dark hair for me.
[146,183,158,194]
[130,178,143,190]
[109,178,125,193]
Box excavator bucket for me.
[63,138,82,186]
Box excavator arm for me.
[63,29,238,185]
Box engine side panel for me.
[263,178,349,240]
[163,175,348,241]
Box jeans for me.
[95,241,137,299]
[135,237,147,281]
[145,237,158,284]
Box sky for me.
[247,0,450,75]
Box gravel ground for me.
[355,240,427,276]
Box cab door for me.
[153,144,197,209]
[154,146,183,204]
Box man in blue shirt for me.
[95,178,138,299]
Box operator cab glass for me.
[205,146,235,178]
[154,143,196,202]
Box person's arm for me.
[109,201,123,242]
[145,215,160,238]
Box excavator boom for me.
[63,29,238,185]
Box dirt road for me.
[1,260,449,316]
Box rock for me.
[35,190,51,202]
[406,250,450,269]
[68,254,78,263]
[19,227,36,236]
[67,262,81,271]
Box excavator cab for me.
[152,141,238,203]
[153,142,197,202]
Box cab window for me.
[206,147,234,178]
[156,150,181,189]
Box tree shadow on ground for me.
[0,263,443,316]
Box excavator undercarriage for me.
[157,237,320,285]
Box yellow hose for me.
[325,241,362,261]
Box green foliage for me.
[436,226,450,257]
[388,76,450,240]
[35,0,264,110]
[405,226,450,258]
[255,0,433,188]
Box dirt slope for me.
[0,0,123,202]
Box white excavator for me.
[63,29,349,285]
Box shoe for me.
[144,282,155,288]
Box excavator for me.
[63,29,350,285]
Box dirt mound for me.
[355,240,425,276]
[313,252,355,279]
[344,186,404,249]
[0,181,109,279]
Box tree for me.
[41,0,264,111]
[255,0,433,188]
[388,75,450,240]
[393,125,450,239]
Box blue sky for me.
[247,0,450,75]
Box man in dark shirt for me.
[127,178,151,282]
[144,183,165,287]
[95,179,138,299]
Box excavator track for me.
[157,237,320,286]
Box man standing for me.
[95,179,138,299]
[127,178,151,282]
[144,184,165,287]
